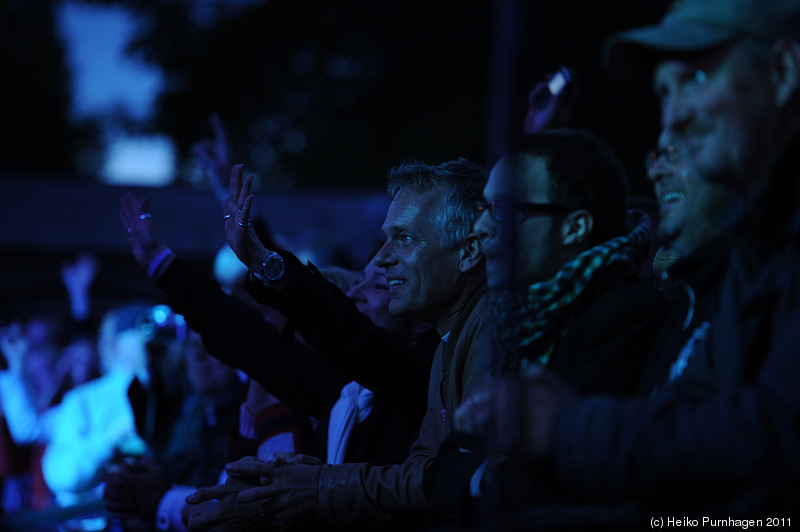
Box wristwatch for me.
[259,252,286,283]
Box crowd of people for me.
[2,0,800,529]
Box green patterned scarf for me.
[493,211,652,374]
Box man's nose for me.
[647,157,670,183]
[373,241,395,268]
[660,93,692,138]
[346,280,367,302]
[473,211,494,240]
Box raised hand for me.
[61,253,98,295]
[523,67,578,135]
[119,193,169,272]
[190,113,232,206]
[0,321,27,374]
[61,252,99,321]
[223,164,270,272]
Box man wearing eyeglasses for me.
[473,129,671,383]
[637,138,733,396]
[457,0,800,522]
[423,128,672,526]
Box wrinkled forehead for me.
[382,187,440,231]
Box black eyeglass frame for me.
[645,144,682,172]
[474,199,572,226]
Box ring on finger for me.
[223,214,231,220]
[238,218,251,227]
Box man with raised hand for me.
[188,159,491,530]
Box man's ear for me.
[459,233,483,273]
[772,38,800,107]
[561,210,593,246]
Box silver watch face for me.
[262,254,285,281]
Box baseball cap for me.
[603,0,800,81]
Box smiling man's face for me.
[648,139,731,255]
[373,186,463,325]
[653,40,776,196]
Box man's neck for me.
[432,276,484,335]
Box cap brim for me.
[603,22,738,82]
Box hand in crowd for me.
[455,365,577,458]
[61,252,98,297]
[523,67,578,135]
[103,457,169,530]
[0,321,27,373]
[230,453,322,522]
[61,252,99,321]
[185,456,276,532]
[224,164,270,272]
[120,193,169,271]
[190,113,232,206]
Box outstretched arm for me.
[119,193,345,417]
[120,193,175,279]
[223,164,272,274]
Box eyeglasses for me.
[474,199,571,226]
[645,144,683,172]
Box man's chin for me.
[657,220,682,247]
[388,300,411,318]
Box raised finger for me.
[120,193,137,228]
[139,196,151,217]
[238,194,253,224]
[228,164,244,206]
[237,173,253,211]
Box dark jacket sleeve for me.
[155,257,346,418]
[552,298,800,510]
[245,251,432,412]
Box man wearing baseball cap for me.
[457,0,800,524]
[605,0,800,198]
